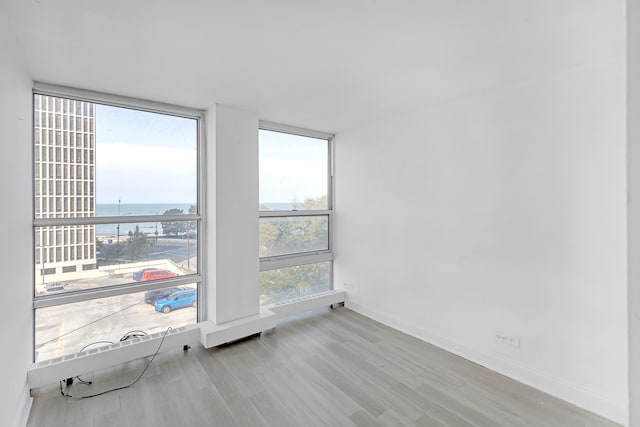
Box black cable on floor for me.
[72,331,149,385]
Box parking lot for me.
[34,256,198,362]
[35,290,197,362]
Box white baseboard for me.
[346,302,628,426]
[13,383,32,427]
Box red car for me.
[140,269,177,281]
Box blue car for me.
[155,289,197,313]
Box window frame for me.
[31,83,207,318]
[258,121,335,287]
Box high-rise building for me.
[34,94,96,286]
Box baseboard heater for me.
[199,290,346,348]
[267,289,346,318]
[27,324,201,389]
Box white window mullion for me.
[34,214,200,227]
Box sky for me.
[95,104,328,206]
[258,130,328,205]
[95,104,197,204]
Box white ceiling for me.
[3,0,623,133]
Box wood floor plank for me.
[226,397,271,427]
[414,412,448,427]
[305,353,387,417]
[414,380,513,427]
[249,390,302,427]
[378,408,420,427]
[28,306,620,427]
[390,382,476,427]
[351,409,386,427]
[310,344,427,421]
[258,359,359,426]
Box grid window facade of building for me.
[34,94,96,279]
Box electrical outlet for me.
[496,333,520,347]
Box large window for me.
[32,84,203,362]
[259,123,333,305]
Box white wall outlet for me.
[496,333,520,347]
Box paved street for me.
[35,289,197,362]
[38,239,199,294]
[105,237,198,267]
[146,238,198,267]
[34,238,200,362]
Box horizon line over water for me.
[95,202,296,237]
[96,203,195,237]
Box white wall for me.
[206,104,260,324]
[335,54,627,423]
[0,24,35,427]
[628,0,640,425]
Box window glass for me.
[259,216,329,257]
[258,126,333,306]
[259,262,331,305]
[34,221,197,294]
[34,288,197,362]
[95,105,197,214]
[33,92,201,362]
[259,130,328,210]
[34,99,197,219]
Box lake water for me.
[95,202,295,237]
[96,203,194,237]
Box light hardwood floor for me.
[28,306,620,427]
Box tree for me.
[258,195,330,304]
[185,205,197,237]
[259,262,330,305]
[160,208,187,236]
[302,195,327,210]
[125,225,153,261]
[96,238,121,264]
[258,195,329,258]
